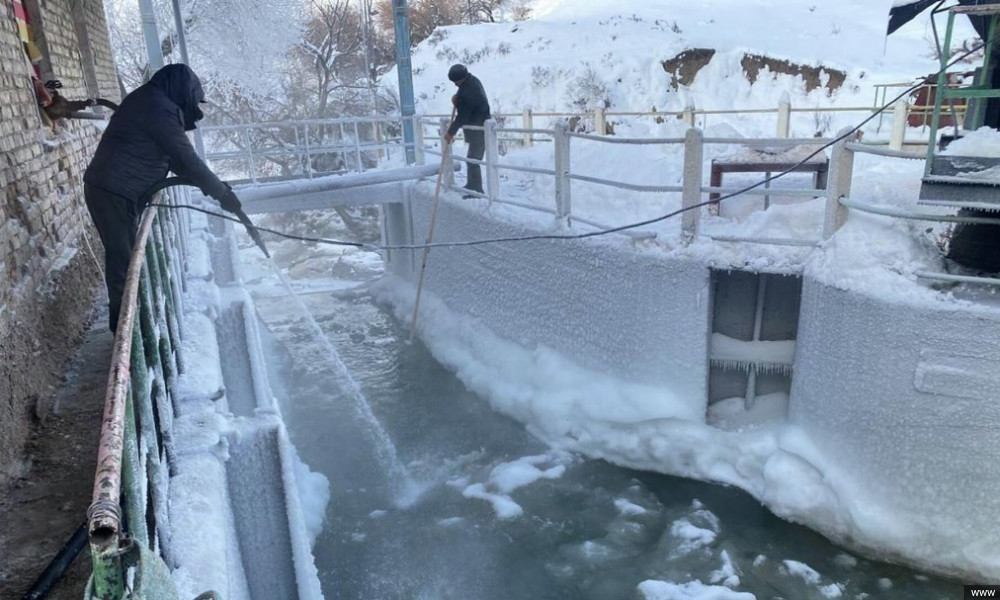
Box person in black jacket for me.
[84,63,241,333]
[444,64,491,196]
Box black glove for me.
[219,186,242,214]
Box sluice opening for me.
[708,270,802,428]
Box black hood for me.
[148,64,205,131]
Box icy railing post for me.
[439,117,454,187]
[823,126,856,239]
[889,101,909,151]
[554,120,572,223]
[485,118,501,206]
[682,99,696,127]
[353,121,363,172]
[595,107,607,135]
[413,115,426,165]
[523,108,533,147]
[243,126,257,184]
[777,91,791,138]
[304,123,313,179]
[682,127,704,237]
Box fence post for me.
[823,127,856,239]
[595,107,607,135]
[777,91,791,138]
[413,115,425,165]
[682,127,703,237]
[554,120,571,223]
[353,121,363,171]
[440,118,454,187]
[523,108,533,147]
[484,119,500,206]
[243,126,257,184]
[682,100,696,127]
[304,123,312,178]
[889,101,908,151]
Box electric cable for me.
[151,40,986,253]
[146,202,365,248]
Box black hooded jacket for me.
[447,73,491,137]
[84,64,228,203]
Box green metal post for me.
[925,10,956,174]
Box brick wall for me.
[0,0,120,485]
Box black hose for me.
[94,97,119,111]
[20,522,88,600]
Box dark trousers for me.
[464,128,485,193]
[84,184,140,333]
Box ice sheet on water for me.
[452,450,574,518]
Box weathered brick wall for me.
[0,0,120,485]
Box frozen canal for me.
[240,225,963,600]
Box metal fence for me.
[200,115,423,184]
[86,186,199,599]
[200,106,996,285]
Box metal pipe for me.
[137,0,163,73]
[87,206,157,598]
[915,270,1000,286]
[839,196,1000,225]
[392,0,416,164]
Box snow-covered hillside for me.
[392,0,977,138]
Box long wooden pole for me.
[409,109,456,341]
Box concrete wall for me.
[0,0,119,484]
[389,187,1000,579]
[790,279,1000,568]
[390,188,712,405]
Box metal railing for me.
[86,184,198,599]
[419,115,840,242]
[416,115,999,280]
[199,96,952,186]
[204,107,996,284]
[424,97,959,147]
[200,115,424,184]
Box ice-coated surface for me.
[790,278,1000,581]
[400,193,711,397]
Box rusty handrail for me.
[86,203,158,597]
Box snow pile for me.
[400,0,976,140]
[940,126,1000,157]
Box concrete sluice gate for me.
[380,182,1000,583]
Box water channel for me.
[238,219,962,600]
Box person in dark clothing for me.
[444,63,491,196]
[84,63,241,333]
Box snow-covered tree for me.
[104,0,304,100]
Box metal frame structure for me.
[925,3,1000,174]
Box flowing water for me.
[242,237,963,600]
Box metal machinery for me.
[916,2,1000,272]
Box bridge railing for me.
[200,115,423,184]
[418,114,998,283]
[86,186,202,599]
[423,97,956,150]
